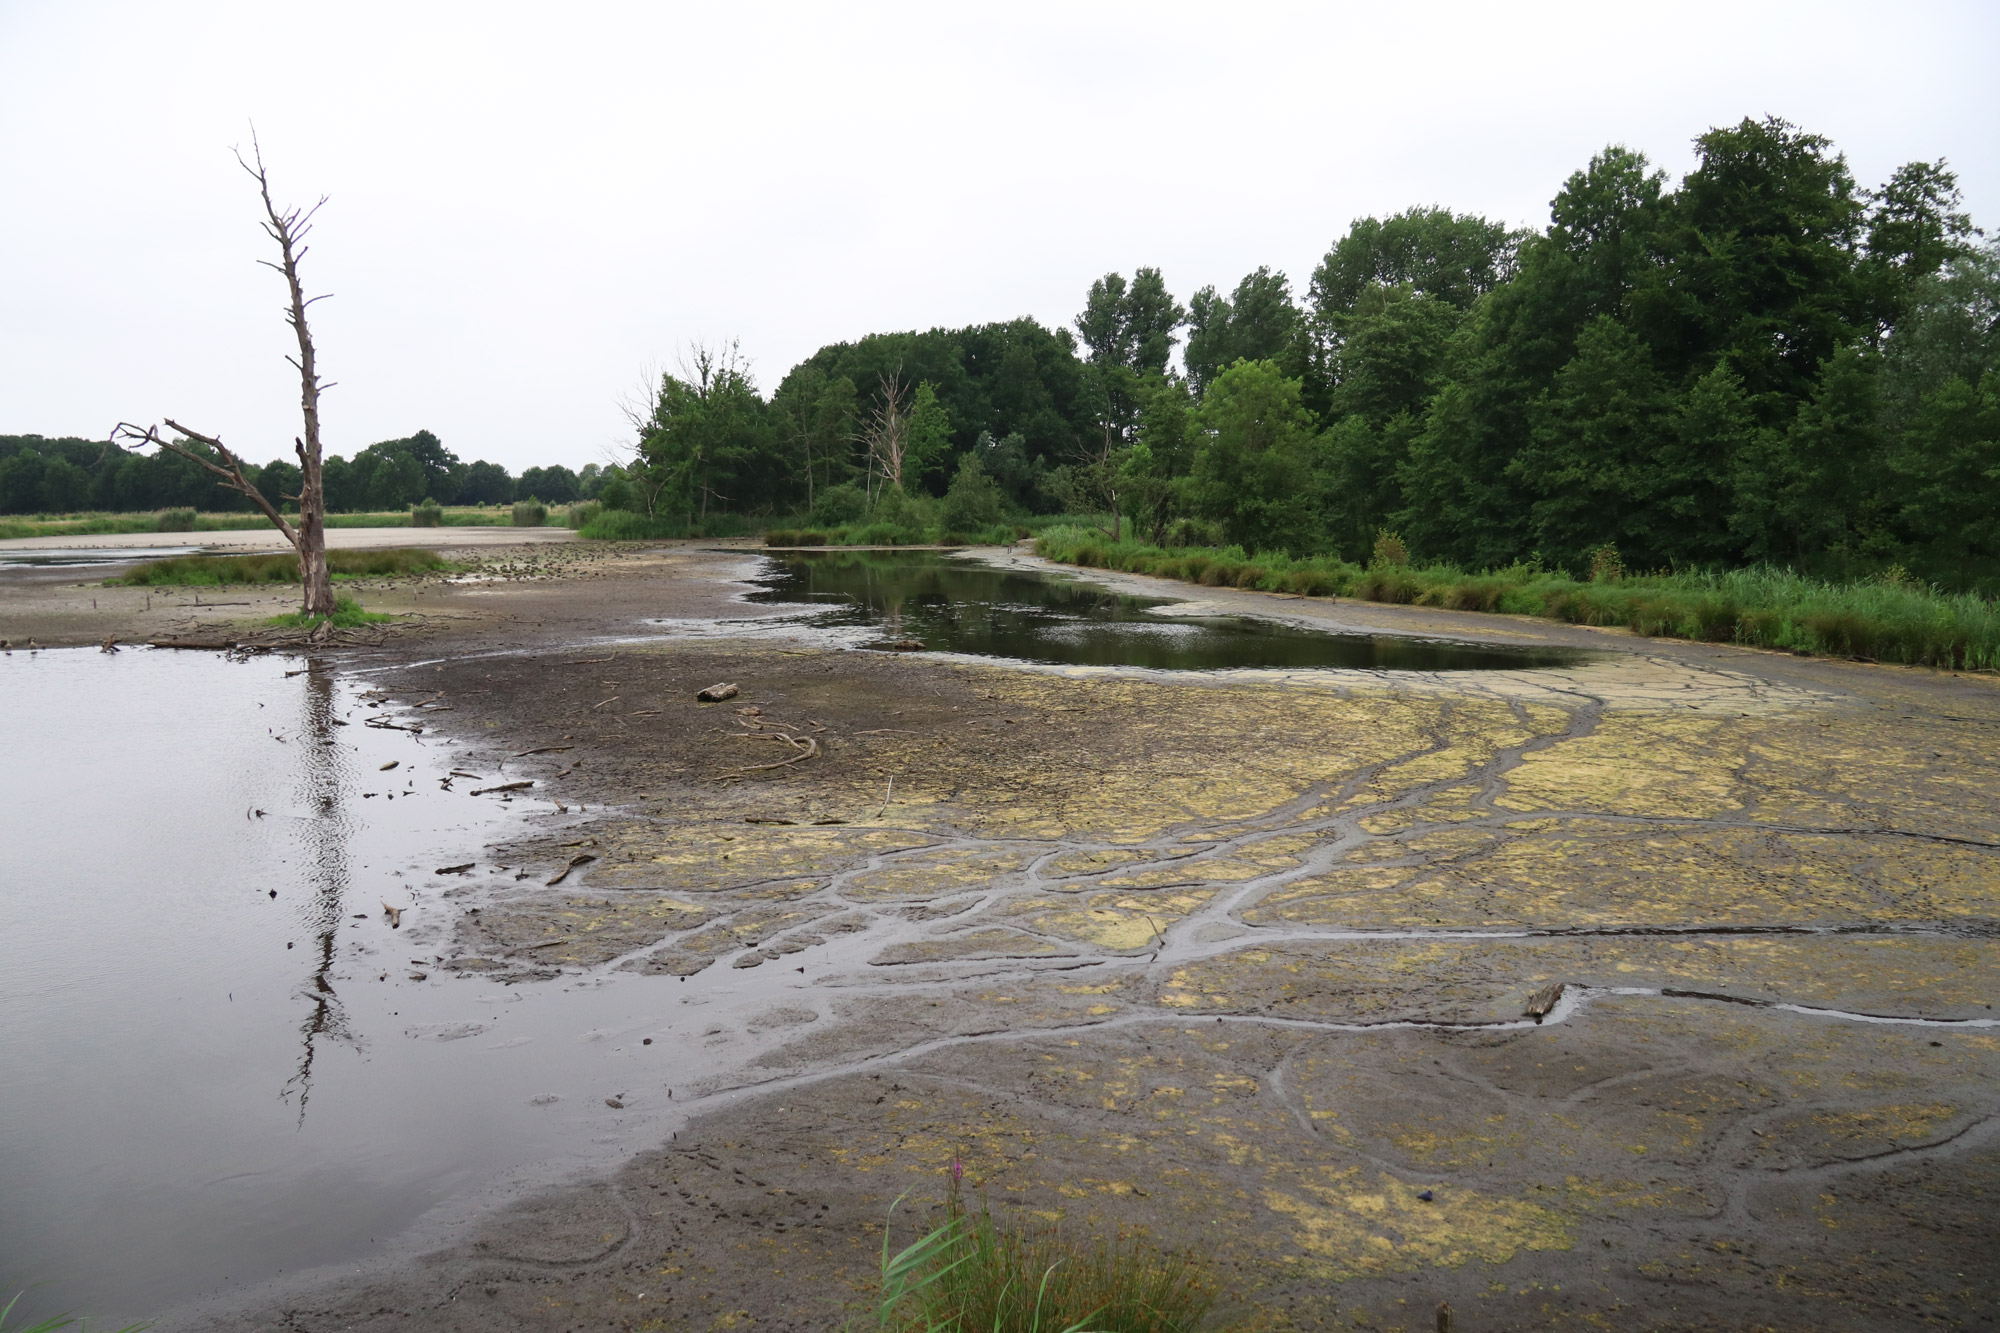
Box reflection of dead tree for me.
[281,660,355,1121]
[113,132,337,617]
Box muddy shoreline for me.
[29,541,1995,1332]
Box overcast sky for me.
[3,0,1995,474]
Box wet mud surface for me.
[44,545,1997,1331]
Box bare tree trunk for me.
[114,133,337,617]
[860,369,911,494]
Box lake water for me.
[747,550,1587,671]
[0,648,843,1328]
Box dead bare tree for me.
[859,369,911,500]
[113,133,337,617]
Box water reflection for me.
[749,550,1588,672]
[284,659,352,1120]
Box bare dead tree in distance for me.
[859,368,911,501]
[113,133,337,616]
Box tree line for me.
[0,429,609,515]
[624,116,1995,588]
[13,116,1993,589]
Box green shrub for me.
[411,499,442,528]
[596,474,636,511]
[766,529,832,547]
[942,453,1007,533]
[511,498,547,527]
[809,482,869,527]
[566,500,602,530]
[1164,517,1224,548]
[265,593,391,629]
[580,509,684,540]
[1370,528,1409,568]
[155,508,197,533]
[1589,544,1625,584]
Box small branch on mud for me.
[590,697,621,711]
[471,781,534,796]
[563,655,616,665]
[878,775,894,818]
[545,853,596,886]
[519,938,570,951]
[713,733,820,780]
[515,745,574,756]
[434,863,475,875]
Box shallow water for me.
[747,550,1586,671]
[0,648,842,1326]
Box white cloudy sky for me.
[3,0,1994,473]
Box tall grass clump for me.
[116,547,447,586]
[265,593,391,629]
[154,508,198,532]
[1030,529,2000,671]
[565,500,602,530]
[411,498,442,527]
[863,1180,1216,1333]
[511,498,547,527]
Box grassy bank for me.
[0,507,538,540]
[114,547,450,586]
[1033,527,2000,671]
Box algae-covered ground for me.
[184,547,1997,1333]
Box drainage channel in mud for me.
[728,549,1590,671]
[0,648,842,1327]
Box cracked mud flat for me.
[161,549,1999,1332]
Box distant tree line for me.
[16,116,1994,587]
[0,428,609,515]
[619,116,1996,588]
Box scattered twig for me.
[381,901,405,928]
[515,745,574,756]
[471,781,534,796]
[590,697,621,711]
[564,655,616,665]
[878,775,894,818]
[545,853,597,886]
[713,734,820,780]
[434,863,475,875]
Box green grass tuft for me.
[264,594,393,629]
[863,1184,1216,1333]
[114,548,448,586]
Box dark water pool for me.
[748,551,1586,671]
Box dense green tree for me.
[1632,117,1868,412]
[1184,267,1298,396]
[1181,359,1321,553]
[1511,317,1678,567]
[1326,284,1464,427]
[517,465,579,503]
[1076,268,1185,376]
[1892,370,2000,571]
[456,459,515,505]
[636,344,778,519]
[1730,346,1883,562]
